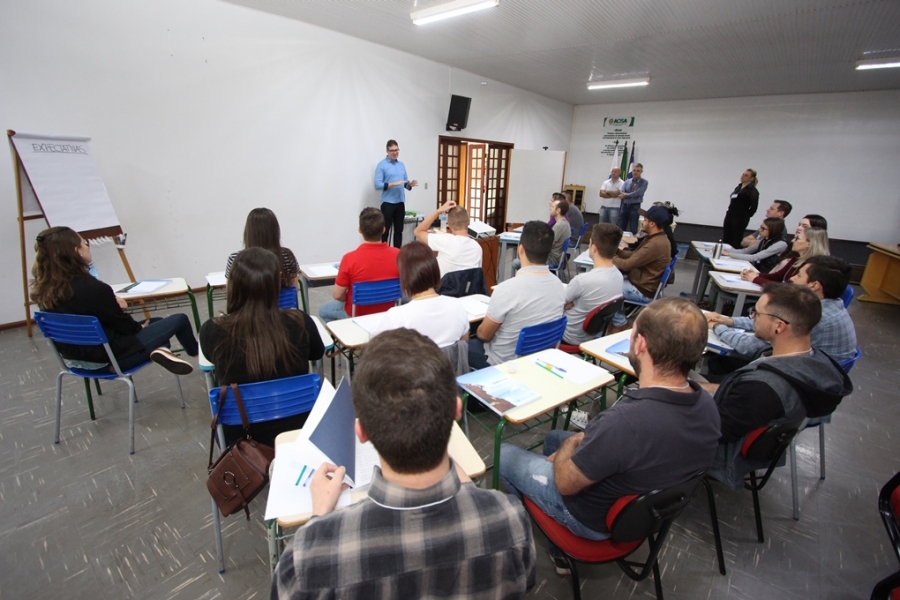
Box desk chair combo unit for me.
[872,469,900,600]
[702,421,802,576]
[328,278,402,381]
[34,311,186,455]
[462,315,584,489]
[524,471,706,600]
[787,345,862,519]
[207,373,322,574]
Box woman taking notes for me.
[372,241,469,348]
[721,168,759,248]
[30,226,197,374]
[201,248,324,446]
[225,208,300,288]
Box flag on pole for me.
[619,141,629,178]
[609,141,619,174]
[627,141,635,179]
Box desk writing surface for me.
[112,277,188,300]
[499,232,521,242]
[709,271,763,293]
[579,330,635,376]
[301,263,339,280]
[574,250,592,268]
[206,271,226,287]
[310,315,334,350]
[484,349,613,424]
[272,422,483,528]
[710,257,752,273]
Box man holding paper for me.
[272,329,536,599]
[498,298,720,576]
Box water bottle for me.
[713,240,723,260]
[440,211,448,232]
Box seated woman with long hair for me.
[30,226,197,374]
[201,247,324,446]
[742,226,830,285]
[225,208,300,288]
[371,241,469,348]
[725,217,789,273]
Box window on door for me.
[437,136,513,232]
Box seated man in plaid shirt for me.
[271,328,536,600]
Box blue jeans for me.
[618,203,641,235]
[599,206,620,226]
[611,279,653,326]
[318,299,349,323]
[468,338,491,370]
[119,314,198,371]
[499,430,610,543]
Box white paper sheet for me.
[305,265,339,278]
[353,440,381,488]
[538,349,606,385]
[120,279,170,294]
[459,296,489,318]
[264,438,352,520]
[206,272,226,287]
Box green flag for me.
[619,142,629,177]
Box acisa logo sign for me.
[604,117,635,127]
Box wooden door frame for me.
[437,135,514,227]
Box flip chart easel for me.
[8,130,141,336]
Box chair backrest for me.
[572,222,589,246]
[741,422,800,463]
[550,238,571,272]
[608,471,705,542]
[439,267,487,298]
[515,315,568,356]
[838,347,862,373]
[34,311,109,346]
[277,286,299,310]
[583,296,625,337]
[878,469,900,564]
[351,278,402,316]
[209,373,322,426]
[840,285,854,308]
[653,255,678,300]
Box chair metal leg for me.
[491,419,508,490]
[702,478,726,575]
[790,438,800,520]
[818,423,826,480]
[211,496,225,573]
[267,519,280,572]
[749,472,764,542]
[125,377,137,455]
[54,372,66,444]
[94,379,102,396]
[652,560,664,600]
[566,556,581,600]
[173,374,185,409]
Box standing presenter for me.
[374,139,417,248]
[721,168,759,248]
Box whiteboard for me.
[506,150,566,225]
[11,132,120,235]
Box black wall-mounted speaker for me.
[446,95,471,131]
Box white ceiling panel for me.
[223,0,900,105]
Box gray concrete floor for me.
[2,256,898,599]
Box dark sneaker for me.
[150,348,193,375]
[549,553,571,576]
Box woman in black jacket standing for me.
[722,168,759,248]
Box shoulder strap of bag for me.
[230,382,253,433]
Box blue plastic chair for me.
[789,346,862,519]
[277,286,299,310]
[624,255,678,313]
[351,278,402,317]
[515,315,568,357]
[840,285,854,308]
[207,372,322,573]
[33,311,185,455]
[549,238,571,281]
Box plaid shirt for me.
[714,298,857,362]
[271,461,536,600]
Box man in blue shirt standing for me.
[617,163,648,234]
[374,139,418,248]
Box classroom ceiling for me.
[224,0,900,105]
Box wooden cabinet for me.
[564,184,586,210]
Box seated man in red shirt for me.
[319,208,401,322]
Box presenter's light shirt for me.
[374,157,409,205]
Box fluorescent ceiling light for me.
[587,77,650,90]
[856,57,900,70]
[411,0,499,26]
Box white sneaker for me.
[569,409,590,431]
[150,348,193,375]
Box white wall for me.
[0,0,573,327]
[566,91,900,242]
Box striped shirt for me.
[271,462,536,600]
[225,247,299,284]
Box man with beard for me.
[497,297,720,574]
